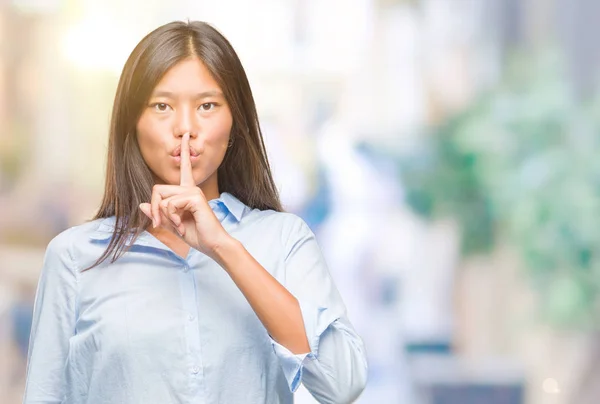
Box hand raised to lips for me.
[139,132,230,257]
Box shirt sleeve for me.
[270,215,368,404]
[23,228,78,404]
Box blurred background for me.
[1,0,599,403]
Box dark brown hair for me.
[89,20,282,269]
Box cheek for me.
[136,118,165,158]
[205,131,230,151]
[204,115,233,149]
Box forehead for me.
[153,57,221,94]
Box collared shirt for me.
[22,192,367,404]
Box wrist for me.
[209,233,243,267]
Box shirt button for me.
[187,314,195,322]
[191,365,200,374]
[183,265,189,273]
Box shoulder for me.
[243,209,315,248]
[48,218,105,247]
[224,193,310,236]
[246,209,310,232]
[44,218,108,268]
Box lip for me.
[171,155,200,163]
[170,145,199,157]
[169,145,199,163]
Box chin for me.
[153,174,179,186]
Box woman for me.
[23,20,367,404]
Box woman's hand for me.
[139,132,229,256]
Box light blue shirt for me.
[23,192,367,404]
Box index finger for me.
[180,132,194,187]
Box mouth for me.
[170,145,200,163]
[170,155,200,164]
[170,145,199,157]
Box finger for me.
[157,209,183,237]
[151,186,162,228]
[141,202,180,235]
[167,201,181,226]
[159,198,178,225]
[151,184,188,198]
[159,199,172,228]
[166,206,185,237]
[150,184,192,228]
[161,194,201,236]
[139,203,152,221]
[150,184,187,228]
[180,132,194,187]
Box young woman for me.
[23,20,367,404]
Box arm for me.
[22,229,78,404]
[210,235,310,355]
[211,217,368,404]
[140,136,367,402]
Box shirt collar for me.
[89,192,247,242]
[218,192,246,222]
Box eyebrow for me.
[150,90,224,99]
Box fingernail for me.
[152,219,157,228]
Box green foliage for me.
[400,51,600,329]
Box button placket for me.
[178,259,203,387]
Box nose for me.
[174,106,199,138]
[175,130,198,140]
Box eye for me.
[199,102,216,112]
[150,102,171,112]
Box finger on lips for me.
[139,133,195,235]
[180,132,194,187]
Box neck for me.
[198,173,220,201]
[201,186,220,201]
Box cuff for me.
[270,300,340,392]
[270,339,313,392]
